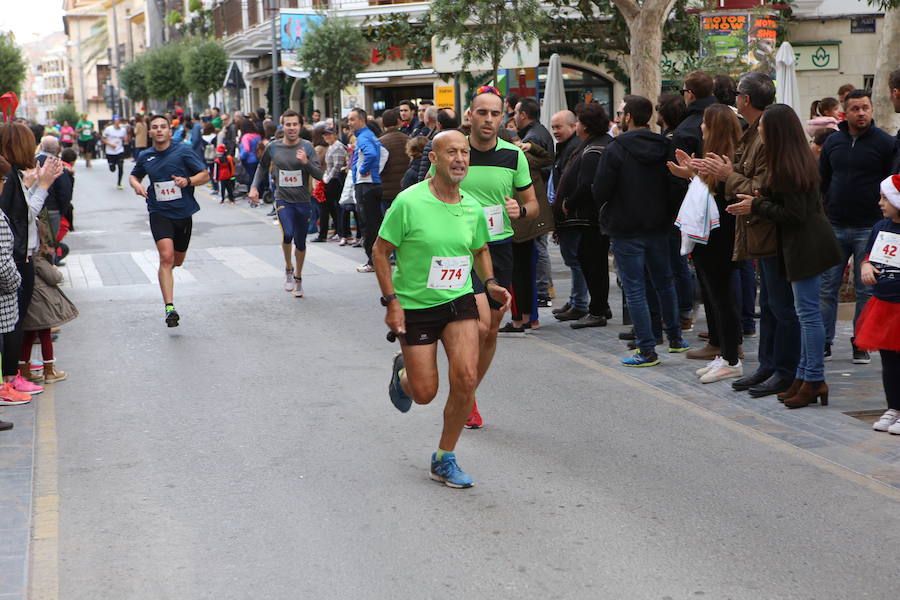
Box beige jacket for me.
[726,116,775,260]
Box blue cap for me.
[112,114,120,120]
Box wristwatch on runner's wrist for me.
[380,294,397,306]
[483,278,499,288]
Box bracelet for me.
[484,277,499,287]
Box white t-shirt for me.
[103,125,127,155]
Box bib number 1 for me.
[484,205,504,236]
[427,256,470,290]
[869,230,900,268]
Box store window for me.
[536,64,614,116]
[371,84,434,117]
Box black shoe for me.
[851,338,870,364]
[552,302,572,315]
[555,308,587,322]
[824,343,832,361]
[0,420,12,431]
[311,237,327,243]
[627,338,663,350]
[267,208,276,217]
[748,374,792,398]
[570,314,607,329]
[352,240,364,248]
[165,308,180,328]
[732,370,774,391]
[605,308,613,320]
[618,329,635,341]
[498,322,527,336]
[537,296,552,308]
[742,327,757,338]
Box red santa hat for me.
[881,175,900,210]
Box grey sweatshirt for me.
[252,139,324,203]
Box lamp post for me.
[267,0,280,119]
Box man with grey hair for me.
[697,72,797,398]
[422,105,439,138]
[37,136,71,255]
[39,135,61,158]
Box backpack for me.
[204,140,216,162]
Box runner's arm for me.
[373,237,405,334]
[472,244,511,311]
[508,185,538,220]
[129,175,148,198]
[301,142,324,181]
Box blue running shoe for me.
[668,339,691,353]
[430,452,474,488]
[389,352,412,413]
[621,350,660,367]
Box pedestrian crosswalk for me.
[60,244,364,289]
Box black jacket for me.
[551,133,578,194]
[593,129,680,238]
[671,96,717,157]
[520,120,555,183]
[894,128,900,174]
[36,154,72,214]
[553,134,611,228]
[820,120,896,228]
[0,168,31,263]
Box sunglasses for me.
[474,85,501,96]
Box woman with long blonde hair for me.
[669,103,743,383]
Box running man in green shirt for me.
[75,114,95,167]
[374,130,510,488]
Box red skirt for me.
[854,297,900,352]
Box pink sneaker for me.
[12,373,43,395]
[0,382,31,404]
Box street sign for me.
[431,38,539,73]
[851,17,876,33]
[793,43,840,71]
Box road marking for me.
[30,384,60,600]
[60,254,103,289]
[130,250,196,283]
[304,243,363,273]
[528,336,900,501]
[206,246,283,279]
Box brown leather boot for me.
[18,361,43,384]
[42,361,67,383]
[777,379,804,403]
[784,381,828,409]
[686,344,720,360]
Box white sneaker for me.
[356,263,374,273]
[873,409,900,432]
[888,418,900,435]
[700,360,744,384]
[292,278,303,298]
[696,356,724,378]
[283,271,294,292]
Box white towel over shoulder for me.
[674,177,720,256]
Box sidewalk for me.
[0,402,34,600]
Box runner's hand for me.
[131,182,148,198]
[172,175,190,188]
[385,302,406,335]
[861,261,880,286]
[296,148,308,164]
[487,282,511,313]
[504,196,520,220]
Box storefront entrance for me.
[537,64,615,117]
[371,85,435,116]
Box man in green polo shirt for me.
[374,130,510,488]
[460,86,538,429]
[76,113,95,167]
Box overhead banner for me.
[699,11,777,70]
[280,10,325,67]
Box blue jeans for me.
[668,228,694,319]
[757,257,800,379]
[557,229,589,311]
[731,260,757,332]
[819,225,873,344]
[611,235,681,355]
[535,234,552,297]
[792,275,826,382]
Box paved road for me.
[7,160,900,599]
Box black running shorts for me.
[402,293,479,346]
[149,213,193,253]
[471,240,514,310]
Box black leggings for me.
[107,155,124,185]
[511,240,535,321]
[577,227,610,317]
[882,350,900,411]
[318,178,342,240]
[357,183,383,264]
[694,253,741,364]
[3,260,35,377]
[219,180,235,202]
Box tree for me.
[119,53,151,105]
[182,38,228,100]
[872,1,900,133]
[54,103,79,126]
[0,33,27,96]
[608,0,678,102]
[297,15,369,122]
[430,0,548,86]
[143,43,188,102]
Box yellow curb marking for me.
[30,384,59,600]
[529,335,900,502]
